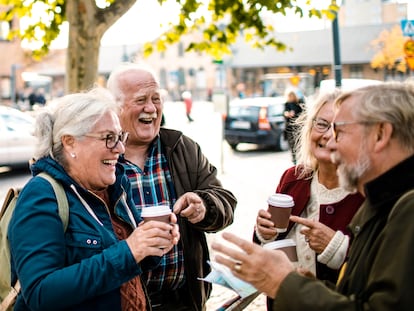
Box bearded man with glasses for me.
[212,81,414,311]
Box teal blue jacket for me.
[9,156,158,311]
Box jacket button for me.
[325,205,335,215]
[86,239,92,244]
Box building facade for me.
[0,0,411,105]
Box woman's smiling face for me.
[310,101,335,164]
[67,110,125,191]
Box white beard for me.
[333,140,371,193]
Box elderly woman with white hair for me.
[8,87,179,311]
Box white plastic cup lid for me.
[141,205,171,217]
[267,193,294,208]
[263,239,296,250]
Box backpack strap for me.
[38,172,69,231]
[0,280,20,311]
[0,173,69,311]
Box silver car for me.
[0,106,36,168]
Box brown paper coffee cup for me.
[141,205,172,249]
[267,193,294,233]
[141,205,171,224]
[263,239,298,262]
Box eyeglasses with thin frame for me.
[331,121,375,142]
[312,118,331,133]
[84,131,129,150]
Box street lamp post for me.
[10,64,19,105]
[10,63,23,106]
[332,8,342,88]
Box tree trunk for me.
[65,0,137,93]
[65,0,100,92]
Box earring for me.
[70,153,76,158]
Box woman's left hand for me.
[290,215,335,253]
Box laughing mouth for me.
[138,113,158,124]
[139,117,154,124]
[102,159,117,166]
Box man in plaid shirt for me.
[107,63,237,311]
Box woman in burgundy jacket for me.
[254,90,364,310]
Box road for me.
[0,101,294,310]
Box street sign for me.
[404,39,414,57]
[401,20,414,37]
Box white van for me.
[319,78,383,93]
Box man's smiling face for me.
[118,69,163,147]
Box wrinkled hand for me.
[126,213,180,262]
[211,232,294,299]
[256,209,277,240]
[290,215,335,254]
[173,192,206,224]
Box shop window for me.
[350,65,363,78]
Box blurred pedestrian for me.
[28,89,37,109]
[28,88,46,110]
[283,90,304,164]
[182,91,194,122]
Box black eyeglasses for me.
[331,121,375,142]
[84,131,129,150]
[312,118,331,133]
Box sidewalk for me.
[206,286,267,310]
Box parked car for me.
[224,96,289,151]
[0,105,36,168]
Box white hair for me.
[106,62,159,106]
[34,87,118,167]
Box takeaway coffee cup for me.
[267,193,294,233]
[141,205,171,224]
[263,239,298,262]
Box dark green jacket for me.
[159,128,237,310]
[273,154,414,311]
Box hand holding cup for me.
[126,213,179,262]
[267,194,294,233]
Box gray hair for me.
[335,82,414,153]
[295,89,342,178]
[106,62,159,106]
[34,87,119,167]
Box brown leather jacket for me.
[160,128,237,310]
